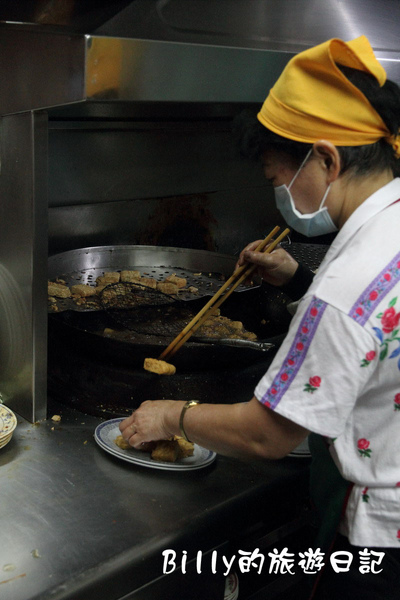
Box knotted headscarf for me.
[257,36,400,157]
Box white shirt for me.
[255,178,400,547]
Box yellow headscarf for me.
[257,36,400,157]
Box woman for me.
[120,36,400,598]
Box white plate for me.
[0,405,17,439]
[94,418,217,471]
[0,432,13,449]
[288,436,311,458]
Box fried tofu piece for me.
[70,284,96,297]
[114,435,156,453]
[229,320,244,331]
[151,440,180,463]
[120,270,141,282]
[114,434,191,463]
[96,272,120,287]
[143,358,176,375]
[175,436,194,458]
[114,435,131,450]
[99,286,121,305]
[156,282,179,295]
[139,277,157,289]
[48,281,71,298]
[95,285,108,294]
[165,274,187,288]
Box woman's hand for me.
[235,239,299,287]
[119,400,183,449]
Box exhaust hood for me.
[1,0,400,117]
[0,25,294,117]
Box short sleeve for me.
[254,295,379,437]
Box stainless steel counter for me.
[0,401,310,600]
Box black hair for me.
[234,65,400,176]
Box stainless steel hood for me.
[1,0,400,117]
[0,26,294,116]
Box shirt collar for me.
[316,177,400,278]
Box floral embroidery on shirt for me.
[304,376,321,393]
[394,393,400,411]
[362,487,369,503]
[372,297,400,369]
[261,297,327,409]
[357,438,372,458]
[397,530,400,542]
[349,252,400,326]
[360,350,376,367]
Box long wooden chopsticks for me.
[159,226,290,361]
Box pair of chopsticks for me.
[159,226,290,361]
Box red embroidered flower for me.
[310,307,318,317]
[381,307,400,334]
[395,394,400,405]
[369,290,378,301]
[362,486,369,502]
[309,376,321,388]
[357,438,370,450]
[396,482,400,487]
[281,373,289,382]
[302,326,309,334]
[288,359,295,366]
[356,307,364,316]
[270,388,277,395]
[357,438,372,458]
[397,529,400,540]
[304,376,321,393]
[365,351,376,362]
[384,273,392,281]
[296,343,304,351]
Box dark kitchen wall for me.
[47,115,285,257]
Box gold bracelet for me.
[179,400,199,443]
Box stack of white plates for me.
[0,404,17,449]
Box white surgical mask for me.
[274,150,338,237]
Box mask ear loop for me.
[319,183,332,209]
[288,149,313,190]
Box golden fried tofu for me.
[151,440,180,463]
[114,435,157,453]
[48,281,71,298]
[120,270,141,282]
[70,284,96,297]
[96,272,120,287]
[143,358,176,375]
[139,277,157,289]
[229,320,244,331]
[165,274,187,288]
[114,435,131,450]
[156,282,179,295]
[114,434,190,463]
[175,436,194,458]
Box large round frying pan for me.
[48,244,328,371]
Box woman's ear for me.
[313,140,341,182]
